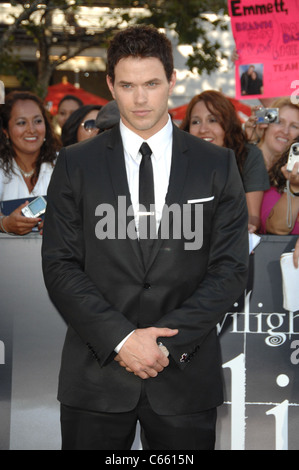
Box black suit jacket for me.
[42,124,249,415]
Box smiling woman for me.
[180,90,270,233]
[257,97,299,171]
[0,91,61,235]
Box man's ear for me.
[168,70,177,97]
[106,75,116,100]
[2,129,9,140]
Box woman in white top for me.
[0,91,60,235]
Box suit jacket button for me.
[143,283,151,289]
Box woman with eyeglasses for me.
[61,105,102,147]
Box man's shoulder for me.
[58,129,118,173]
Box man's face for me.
[106,56,176,139]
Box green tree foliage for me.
[0,0,229,97]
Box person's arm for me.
[243,107,268,143]
[42,149,138,363]
[153,150,249,368]
[246,191,263,233]
[242,144,269,233]
[0,202,41,235]
[266,163,299,235]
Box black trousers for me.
[60,385,217,450]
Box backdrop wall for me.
[0,234,298,450]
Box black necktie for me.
[139,142,156,265]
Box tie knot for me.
[140,142,152,158]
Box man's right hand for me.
[114,327,178,379]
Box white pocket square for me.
[187,196,214,204]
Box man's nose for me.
[134,86,147,104]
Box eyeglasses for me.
[81,119,97,131]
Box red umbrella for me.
[169,97,252,123]
[44,81,109,115]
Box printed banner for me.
[228,0,299,100]
[1,234,298,449]
[217,235,299,450]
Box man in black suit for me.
[42,25,249,450]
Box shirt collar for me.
[120,115,173,163]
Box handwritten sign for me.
[228,0,299,100]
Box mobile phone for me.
[255,108,279,124]
[21,196,47,218]
[287,142,299,172]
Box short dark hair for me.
[107,25,174,83]
[58,94,83,109]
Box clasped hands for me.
[114,327,178,380]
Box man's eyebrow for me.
[145,78,162,83]
[117,78,162,85]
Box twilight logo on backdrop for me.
[218,291,299,360]
[219,292,299,450]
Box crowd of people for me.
[0,84,298,264]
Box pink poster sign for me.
[228,0,299,101]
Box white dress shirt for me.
[120,115,173,237]
[115,116,173,353]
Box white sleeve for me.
[114,330,135,353]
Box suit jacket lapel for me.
[145,125,189,272]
